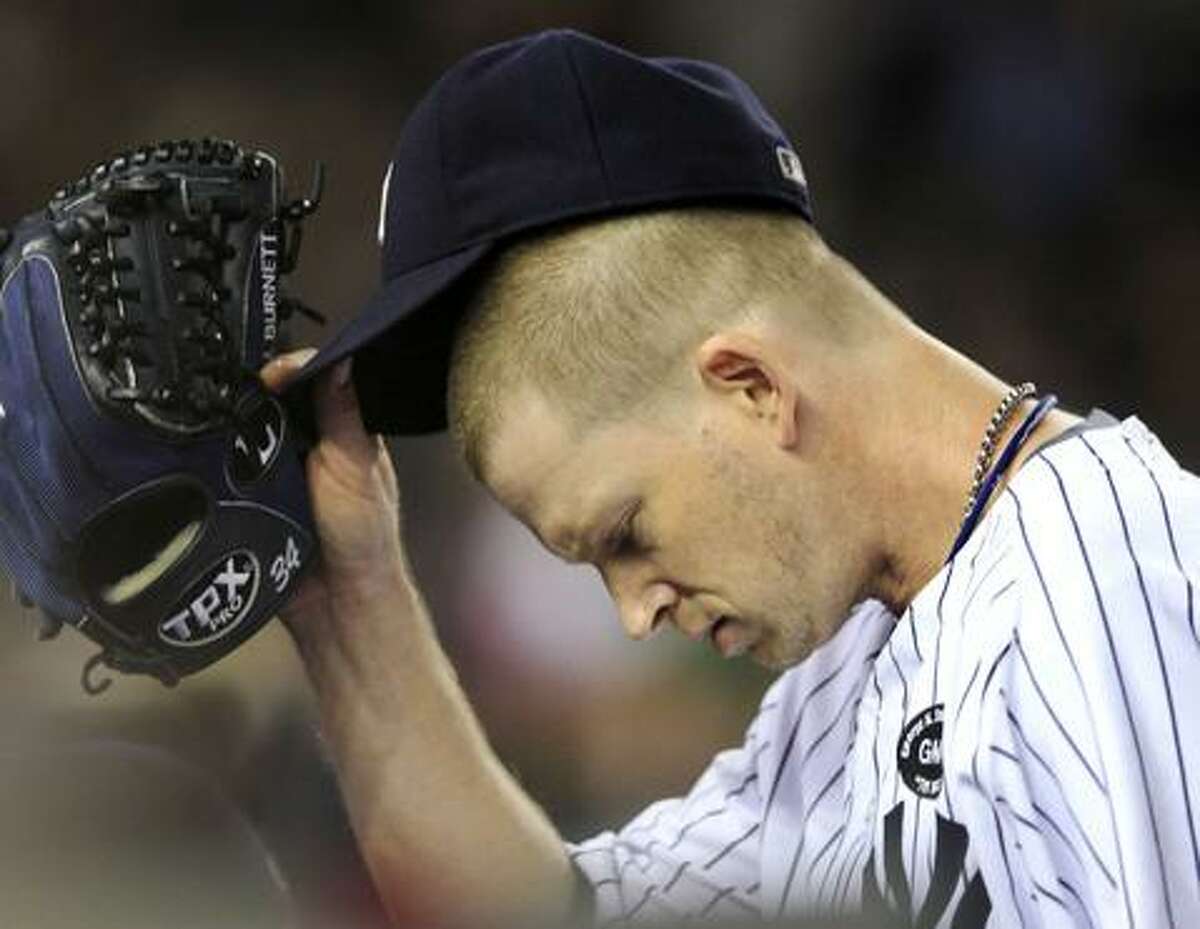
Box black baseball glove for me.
[0,138,324,693]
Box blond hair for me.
[447,205,839,479]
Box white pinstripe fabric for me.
[566,415,1200,927]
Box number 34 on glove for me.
[0,138,325,693]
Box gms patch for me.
[897,704,944,799]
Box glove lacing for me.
[50,138,325,428]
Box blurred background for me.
[0,1,1196,926]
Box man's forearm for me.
[289,566,577,927]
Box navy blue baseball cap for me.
[289,28,815,435]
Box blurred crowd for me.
[0,2,1196,926]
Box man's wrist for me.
[283,551,431,660]
[326,555,421,614]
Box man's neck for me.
[860,327,1081,613]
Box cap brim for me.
[284,241,494,436]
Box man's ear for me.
[695,332,799,447]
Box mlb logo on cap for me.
[776,146,807,187]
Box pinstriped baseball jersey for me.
[566,413,1200,927]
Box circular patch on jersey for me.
[897,703,944,799]
[227,393,286,488]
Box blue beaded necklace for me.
[946,392,1058,562]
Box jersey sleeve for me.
[959,423,1200,929]
[564,687,780,924]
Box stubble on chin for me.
[758,590,862,670]
[753,614,820,671]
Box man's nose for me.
[614,580,677,641]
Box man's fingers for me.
[259,349,376,463]
[260,347,319,393]
[313,357,377,463]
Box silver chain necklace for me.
[962,381,1037,520]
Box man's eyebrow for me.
[535,522,579,563]
[535,516,590,564]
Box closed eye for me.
[606,503,644,558]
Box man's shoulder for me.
[1005,416,1193,573]
[913,415,1198,677]
[963,414,1199,642]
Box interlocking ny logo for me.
[861,804,991,929]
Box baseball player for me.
[267,31,1200,928]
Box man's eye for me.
[612,511,645,556]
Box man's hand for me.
[260,350,409,636]
[257,349,578,928]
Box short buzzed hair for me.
[447,205,837,480]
